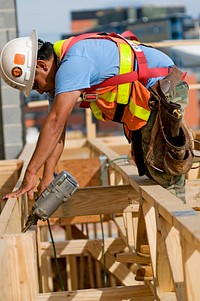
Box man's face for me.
[32,59,56,96]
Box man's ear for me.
[36,60,48,71]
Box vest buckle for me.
[82,92,98,101]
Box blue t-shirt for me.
[55,38,174,96]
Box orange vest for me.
[53,31,170,139]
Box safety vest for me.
[53,31,171,138]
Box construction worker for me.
[1,30,190,203]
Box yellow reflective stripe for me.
[90,102,104,120]
[129,102,150,121]
[53,40,65,58]
[100,91,117,102]
[118,44,132,104]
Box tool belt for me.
[145,66,194,176]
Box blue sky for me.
[16,0,199,42]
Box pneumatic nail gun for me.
[22,170,79,233]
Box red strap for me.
[79,101,90,108]
[63,32,98,55]
[85,67,170,91]
[121,30,138,41]
[80,66,170,108]
[133,50,149,86]
[106,32,149,85]
[63,31,131,57]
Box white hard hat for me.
[0,30,38,97]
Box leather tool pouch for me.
[146,67,194,176]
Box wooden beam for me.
[146,39,200,48]
[27,100,48,108]
[40,237,126,256]
[158,292,177,301]
[37,285,154,300]
[0,198,22,235]
[46,185,140,217]
[86,109,96,139]
[27,185,139,217]
[181,235,200,300]
[0,232,38,301]
[159,217,183,297]
[38,215,111,227]
[88,138,126,161]
[116,252,150,264]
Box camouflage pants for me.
[141,80,189,203]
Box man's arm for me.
[4,90,81,200]
[37,125,66,195]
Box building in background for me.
[66,5,193,40]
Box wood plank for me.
[88,138,123,161]
[40,237,126,257]
[0,198,22,235]
[37,226,53,293]
[158,292,177,301]
[141,200,157,279]
[37,285,154,301]
[159,217,183,297]
[185,180,200,207]
[27,186,139,218]
[156,230,174,294]
[96,135,127,147]
[55,158,101,187]
[38,215,110,227]
[65,225,78,290]
[0,159,23,168]
[86,109,96,139]
[182,236,200,300]
[113,216,127,241]
[116,252,150,264]
[123,212,136,251]
[0,159,23,205]
[51,185,139,217]
[0,232,38,301]
[27,100,48,108]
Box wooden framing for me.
[1,37,200,299]
[0,132,200,301]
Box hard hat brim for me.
[24,29,38,97]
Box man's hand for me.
[3,170,37,200]
[37,173,55,196]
